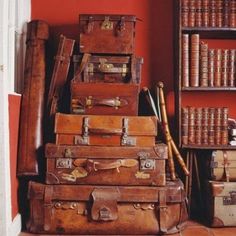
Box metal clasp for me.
[121,118,136,146]
[74,117,90,145]
[101,16,113,30]
[56,158,72,169]
[138,152,155,171]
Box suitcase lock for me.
[101,16,113,30]
[138,152,155,170]
[223,191,236,205]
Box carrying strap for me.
[44,185,53,231]
[223,151,230,182]
[158,189,167,233]
[72,53,91,82]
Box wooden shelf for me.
[182,27,236,32]
[182,145,236,150]
[182,87,236,91]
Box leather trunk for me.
[27,180,188,235]
[45,143,167,186]
[207,150,236,181]
[73,54,143,84]
[70,82,139,115]
[79,14,136,54]
[205,180,236,227]
[54,113,157,147]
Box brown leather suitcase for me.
[73,54,143,84]
[207,150,236,182]
[17,20,49,176]
[27,180,188,235]
[70,82,139,115]
[79,14,136,54]
[205,180,236,227]
[54,113,157,147]
[45,143,167,186]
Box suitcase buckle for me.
[101,16,113,30]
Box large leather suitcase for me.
[73,54,143,84]
[55,113,157,147]
[27,180,188,235]
[79,14,136,54]
[205,180,236,227]
[17,20,49,176]
[46,143,167,186]
[70,82,139,115]
[207,150,236,182]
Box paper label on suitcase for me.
[46,143,167,186]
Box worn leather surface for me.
[17,20,49,176]
[45,143,167,186]
[27,180,188,235]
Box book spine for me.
[208,49,215,87]
[214,107,222,145]
[223,0,230,27]
[195,107,202,145]
[221,49,229,86]
[214,49,222,87]
[181,107,189,145]
[230,0,236,27]
[190,34,200,87]
[188,106,195,144]
[200,41,209,87]
[228,49,236,87]
[182,34,190,87]
[201,107,209,145]
[221,107,229,145]
[182,0,189,27]
[216,0,223,27]
[196,0,203,27]
[202,0,210,27]
[208,107,215,145]
[189,0,196,27]
[209,0,217,27]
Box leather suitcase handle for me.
[86,97,128,108]
[88,128,122,135]
[86,159,137,171]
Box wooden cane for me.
[158,82,189,175]
[157,82,176,180]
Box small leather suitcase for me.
[55,113,157,147]
[79,14,136,54]
[27,180,188,235]
[73,54,143,84]
[45,143,167,186]
[207,150,236,182]
[70,82,139,115]
[205,180,236,227]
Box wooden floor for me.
[19,220,236,236]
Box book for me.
[202,0,210,27]
[190,34,200,87]
[221,107,229,145]
[188,106,195,144]
[230,0,236,27]
[214,49,222,87]
[181,107,189,145]
[195,107,202,145]
[208,107,215,145]
[208,49,215,87]
[221,49,229,86]
[209,0,217,27]
[200,41,209,87]
[223,0,230,27]
[216,0,223,27]
[201,107,209,145]
[214,107,222,145]
[189,0,196,27]
[196,0,203,27]
[182,34,189,87]
[228,49,236,87]
[182,0,189,27]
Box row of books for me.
[182,34,236,87]
[181,0,236,28]
[181,106,229,146]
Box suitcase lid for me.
[45,143,167,160]
[54,113,157,136]
[209,181,236,198]
[79,14,137,22]
[28,180,184,203]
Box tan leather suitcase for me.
[27,180,188,235]
[79,14,136,54]
[70,82,139,115]
[54,113,157,147]
[73,54,143,84]
[46,143,167,186]
[207,150,236,182]
[205,180,236,227]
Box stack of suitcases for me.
[25,14,188,235]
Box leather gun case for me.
[79,14,136,54]
[54,113,158,147]
[27,180,188,235]
[45,143,167,186]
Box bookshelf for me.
[175,0,236,150]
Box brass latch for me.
[101,16,113,30]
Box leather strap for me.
[44,186,53,231]
[73,53,91,82]
[223,150,230,182]
[91,188,120,221]
[158,189,168,233]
